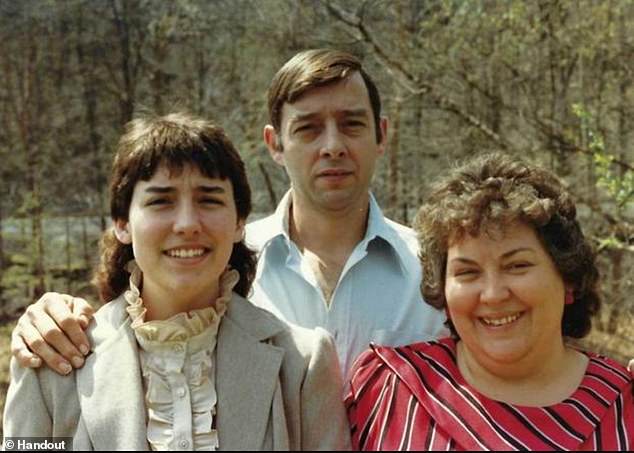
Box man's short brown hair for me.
[267,48,383,143]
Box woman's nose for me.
[479,276,511,304]
[173,202,202,236]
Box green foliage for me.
[573,103,634,211]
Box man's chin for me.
[315,190,367,211]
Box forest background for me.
[0,0,633,436]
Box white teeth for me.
[481,313,521,326]
[166,248,205,258]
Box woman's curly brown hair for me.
[414,152,600,339]
[93,112,256,302]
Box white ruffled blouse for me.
[124,262,239,451]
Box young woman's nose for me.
[173,201,202,235]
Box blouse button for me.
[177,387,186,398]
[179,439,189,449]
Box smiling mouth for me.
[164,248,208,258]
[480,312,523,327]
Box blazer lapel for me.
[76,301,149,450]
[216,295,285,451]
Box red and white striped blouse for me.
[346,338,633,451]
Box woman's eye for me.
[200,198,223,205]
[507,262,533,271]
[454,269,478,277]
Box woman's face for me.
[114,164,244,305]
[444,222,568,367]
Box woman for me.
[346,153,633,450]
[4,113,350,450]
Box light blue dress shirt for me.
[246,191,448,378]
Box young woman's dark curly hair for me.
[93,112,256,302]
[414,152,600,339]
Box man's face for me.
[265,71,387,214]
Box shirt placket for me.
[167,342,193,450]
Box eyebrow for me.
[143,185,226,194]
[449,247,536,264]
[289,108,369,123]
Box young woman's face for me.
[444,222,568,368]
[115,164,244,305]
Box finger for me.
[15,319,73,375]
[71,297,95,332]
[628,359,634,374]
[46,297,92,356]
[11,329,42,368]
[28,306,85,369]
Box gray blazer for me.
[3,294,351,450]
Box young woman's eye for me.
[454,269,478,277]
[200,198,223,205]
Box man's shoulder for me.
[380,216,419,253]
[245,213,281,252]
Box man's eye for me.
[295,124,316,133]
[147,198,169,206]
[344,120,365,128]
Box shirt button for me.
[179,439,189,449]
[174,344,184,353]
[177,387,186,398]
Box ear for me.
[376,116,388,157]
[233,218,246,244]
[263,125,285,167]
[113,219,132,244]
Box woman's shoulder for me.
[584,351,633,389]
[228,293,337,360]
[348,338,457,397]
[86,295,130,344]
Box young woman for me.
[4,113,350,450]
[346,153,633,450]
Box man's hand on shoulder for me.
[11,293,95,375]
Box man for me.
[11,49,447,378]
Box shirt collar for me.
[261,190,409,271]
[361,193,411,273]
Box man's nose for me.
[319,123,347,158]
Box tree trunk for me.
[65,216,72,294]
[111,0,135,124]
[388,92,402,221]
[82,217,92,271]
[75,5,108,231]
[607,249,623,334]
[0,200,4,309]
[258,162,278,211]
